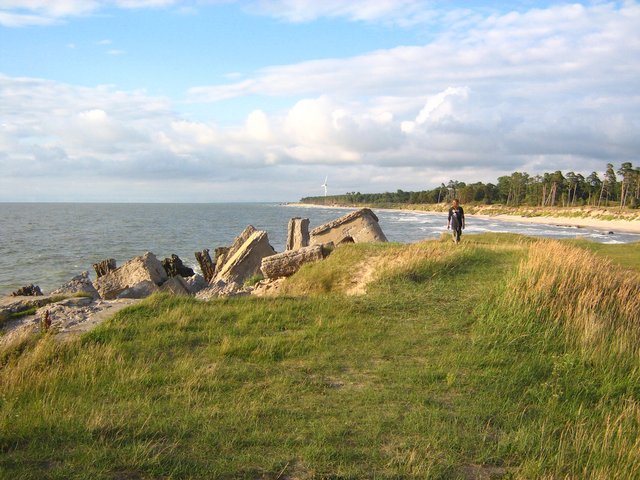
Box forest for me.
[301,162,640,208]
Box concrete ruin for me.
[94,252,168,300]
[310,208,387,245]
[213,227,276,285]
[286,217,310,251]
[261,244,326,279]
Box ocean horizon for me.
[1,202,638,297]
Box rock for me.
[95,252,167,300]
[195,249,216,283]
[159,276,191,296]
[93,258,116,278]
[287,217,310,250]
[184,274,208,294]
[336,236,355,247]
[261,245,326,279]
[195,280,247,300]
[213,227,276,286]
[56,296,94,307]
[11,284,43,297]
[0,295,59,314]
[50,272,100,299]
[252,278,286,297]
[214,247,230,273]
[162,254,195,278]
[116,280,159,299]
[310,208,387,245]
[213,225,257,275]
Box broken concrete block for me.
[213,230,275,285]
[116,280,159,299]
[287,217,310,251]
[310,208,387,245]
[159,276,191,296]
[95,252,167,300]
[261,245,326,279]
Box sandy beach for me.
[286,203,640,235]
[472,214,640,234]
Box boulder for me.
[196,280,247,300]
[116,280,159,299]
[310,208,387,245]
[50,271,100,299]
[11,284,42,297]
[287,217,310,251]
[0,294,60,317]
[225,225,257,262]
[95,252,167,300]
[159,276,191,296]
[252,278,286,297]
[93,259,116,278]
[213,229,276,285]
[195,249,216,283]
[214,247,230,273]
[261,245,326,279]
[162,254,195,278]
[184,274,208,294]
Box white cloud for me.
[184,1,640,178]
[401,86,469,133]
[245,110,273,142]
[0,0,180,26]
[1,2,639,201]
[245,0,431,25]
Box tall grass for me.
[476,239,640,479]
[504,240,640,359]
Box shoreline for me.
[286,203,640,235]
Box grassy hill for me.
[1,234,639,479]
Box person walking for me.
[447,199,465,244]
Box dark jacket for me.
[448,207,465,230]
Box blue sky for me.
[0,1,638,202]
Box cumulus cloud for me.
[186,2,640,175]
[245,0,434,25]
[1,2,639,201]
[0,0,179,26]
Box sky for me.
[0,0,638,202]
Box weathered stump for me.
[287,217,310,251]
[93,258,116,278]
[162,254,195,278]
[195,249,216,283]
[261,245,326,279]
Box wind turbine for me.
[321,176,328,197]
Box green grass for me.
[1,234,639,478]
[567,239,640,272]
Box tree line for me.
[301,162,640,208]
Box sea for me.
[1,202,639,297]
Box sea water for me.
[1,203,638,296]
